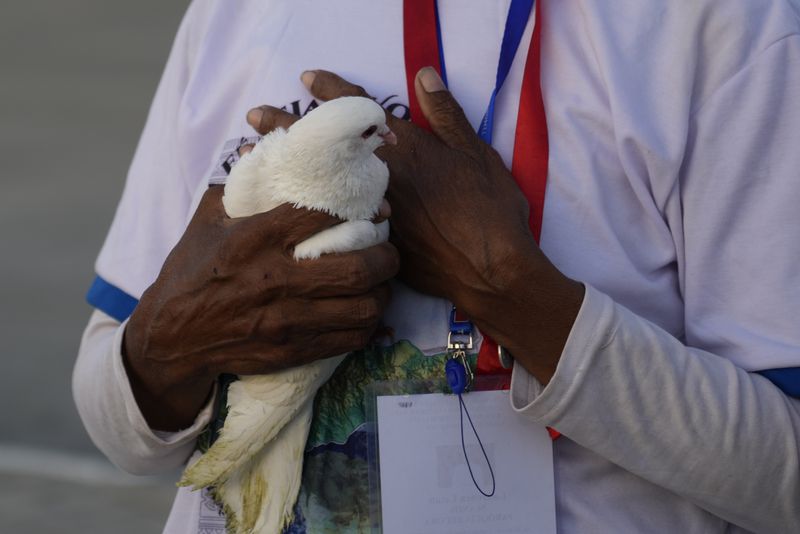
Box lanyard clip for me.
[446,306,474,393]
[447,331,473,351]
[448,307,473,350]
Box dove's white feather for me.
[211,397,322,534]
[180,96,392,534]
[223,97,390,222]
[180,357,342,488]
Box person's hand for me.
[123,187,399,431]
[278,67,584,383]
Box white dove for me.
[179,96,395,534]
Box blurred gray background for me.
[0,1,191,532]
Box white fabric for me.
[74,0,800,532]
[538,0,800,371]
[512,286,800,533]
[73,310,214,475]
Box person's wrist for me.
[122,304,216,431]
[461,243,584,384]
[505,253,583,384]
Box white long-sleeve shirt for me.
[74,0,800,532]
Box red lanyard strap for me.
[402,0,443,131]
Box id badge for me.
[365,380,556,534]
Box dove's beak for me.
[379,128,397,146]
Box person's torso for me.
[163,0,796,532]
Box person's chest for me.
[180,0,685,345]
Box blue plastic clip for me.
[449,307,473,336]
[446,358,469,394]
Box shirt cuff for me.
[509,284,617,425]
[112,319,216,444]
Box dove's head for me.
[287,96,397,158]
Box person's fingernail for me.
[418,67,446,92]
[246,107,264,126]
[379,199,391,219]
[301,70,317,90]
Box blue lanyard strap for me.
[440,0,534,389]
[478,0,535,144]
[435,0,534,144]
[433,0,448,87]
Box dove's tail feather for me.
[179,356,343,489]
[212,399,314,534]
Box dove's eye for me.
[361,125,378,138]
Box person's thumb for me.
[414,67,482,153]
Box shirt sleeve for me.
[73,310,214,475]
[511,35,800,533]
[88,0,211,317]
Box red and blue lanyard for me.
[403,0,550,376]
[403,0,560,453]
